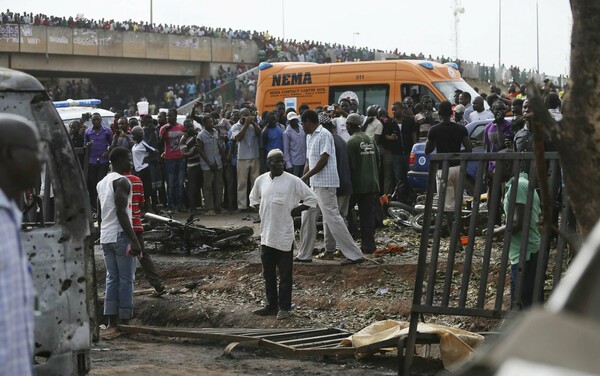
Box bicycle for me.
[143,212,254,254]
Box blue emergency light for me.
[53,99,102,108]
[258,62,273,70]
[418,62,434,70]
[445,62,459,70]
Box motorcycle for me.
[380,182,414,227]
[143,212,254,254]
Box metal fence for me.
[398,151,575,375]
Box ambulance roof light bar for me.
[53,99,102,108]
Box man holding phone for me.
[231,107,261,211]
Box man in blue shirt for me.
[84,113,113,213]
[231,108,261,210]
[261,111,284,170]
[283,112,306,177]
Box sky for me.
[11,0,572,76]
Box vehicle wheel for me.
[410,212,448,234]
[210,227,254,247]
[143,230,171,242]
[386,201,413,227]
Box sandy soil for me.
[89,210,490,375]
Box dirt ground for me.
[89,210,493,375]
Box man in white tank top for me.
[97,147,141,336]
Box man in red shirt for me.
[159,109,186,211]
[124,172,165,294]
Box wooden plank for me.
[260,328,348,341]
[293,339,347,349]
[118,325,257,342]
[279,333,350,346]
[259,339,357,357]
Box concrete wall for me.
[146,33,169,59]
[191,37,212,61]
[73,29,99,55]
[0,24,19,51]
[19,24,46,53]
[211,37,233,62]
[0,25,258,78]
[7,53,204,76]
[0,25,258,63]
[47,27,72,55]
[98,29,123,57]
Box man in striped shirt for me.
[124,171,165,295]
[296,110,364,265]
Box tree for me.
[528,1,600,239]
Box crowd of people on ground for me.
[65,79,564,322]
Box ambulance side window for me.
[400,84,439,106]
[329,84,389,114]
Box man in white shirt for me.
[468,96,494,122]
[97,147,142,336]
[131,126,157,212]
[459,92,474,122]
[332,98,352,142]
[249,149,317,320]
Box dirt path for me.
[89,335,412,376]
[89,210,493,374]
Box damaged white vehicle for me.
[1,67,95,375]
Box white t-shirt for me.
[132,141,155,172]
[97,172,132,244]
[249,172,318,252]
[469,109,494,122]
[364,118,383,139]
[332,117,351,142]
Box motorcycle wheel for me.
[410,212,448,234]
[210,227,254,247]
[386,201,413,227]
[142,230,172,242]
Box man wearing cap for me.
[296,110,365,265]
[283,111,306,177]
[453,104,468,125]
[249,149,318,319]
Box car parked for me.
[407,119,492,194]
[54,98,115,129]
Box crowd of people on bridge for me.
[3,8,556,92]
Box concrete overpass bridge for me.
[0,24,259,79]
